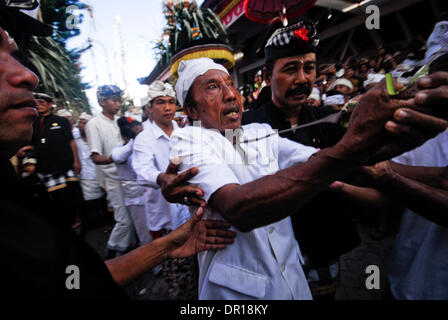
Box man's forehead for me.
[197,69,232,83]
[154,95,175,100]
[278,53,316,64]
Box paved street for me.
[82,217,397,300]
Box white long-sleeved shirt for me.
[111,139,144,206]
[75,136,97,180]
[389,130,448,299]
[170,123,317,300]
[132,120,190,231]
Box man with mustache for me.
[166,40,447,298]
[0,1,235,299]
[241,21,359,300]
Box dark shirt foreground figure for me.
[0,2,235,299]
[29,92,83,227]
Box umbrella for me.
[244,0,318,25]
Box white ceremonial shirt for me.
[75,136,97,180]
[75,136,104,201]
[111,139,145,207]
[170,123,317,300]
[85,112,123,190]
[132,120,190,231]
[142,119,152,131]
[389,130,448,299]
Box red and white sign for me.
[220,0,245,29]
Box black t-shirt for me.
[0,158,128,299]
[242,101,360,265]
[31,114,74,174]
[243,101,346,149]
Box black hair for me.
[183,88,196,124]
[117,117,141,140]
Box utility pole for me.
[114,15,128,91]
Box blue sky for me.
[68,0,203,113]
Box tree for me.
[25,0,91,115]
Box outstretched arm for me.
[105,207,235,287]
[367,161,448,226]
[210,78,447,232]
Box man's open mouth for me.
[223,106,240,118]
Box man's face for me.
[36,98,52,115]
[345,68,355,78]
[186,69,242,132]
[150,95,176,126]
[334,84,351,96]
[100,96,121,115]
[268,53,316,109]
[0,27,39,157]
[77,119,88,134]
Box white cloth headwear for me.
[78,112,92,121]
[175,57,229,106]
[328,78,353,92]
[56,109,72,117]
[308,87,321,101]
[425,21,448,65]
[363,73,385,88]
[147,80,176,102]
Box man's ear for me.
[263,66,271,86]
[98,98,105,108]
[183,103,199,120]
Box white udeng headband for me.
[147,80,176,102]
[175,57,229,107]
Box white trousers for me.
[106,184,137,252]
[127,204,151,246]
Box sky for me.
[67,0,204,114]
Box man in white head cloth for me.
[132,80,196,300]
[166,56,447,299]
[75,112,107,231]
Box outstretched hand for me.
[160,157,206,207]
[338,77,447,165]
[167,207,236,259]
[386,71,448,146]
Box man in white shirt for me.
[132,81,196,299]
[166,53,447,300]
[85,85,137,259]
[75,112,106,232]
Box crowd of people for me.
[1,1,448,301]
[243,40,430,114]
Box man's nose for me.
[163,102,174,111]
[294,68,307,84]
[8,60,39,91]
[223,83,237,102]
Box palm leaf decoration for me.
[154,0,230,63]
[26,35,91,116]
